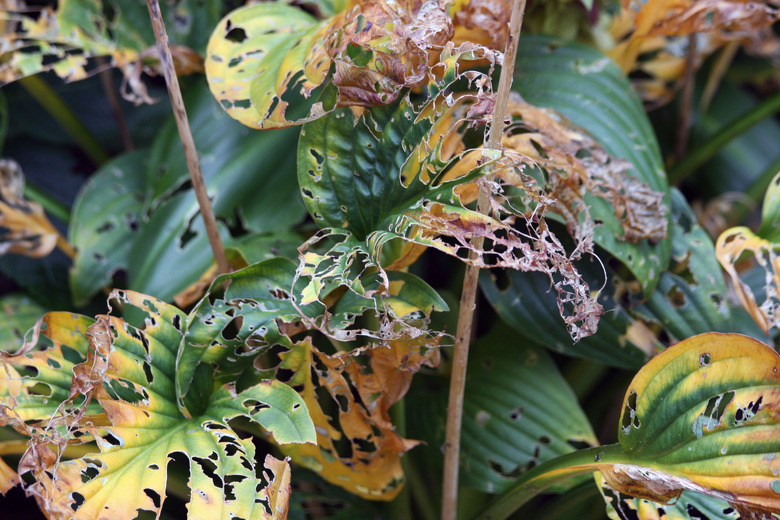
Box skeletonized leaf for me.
[0,290,315,520]
[0,159,62,259]
[716,170,780,335]
[514,35,671,295]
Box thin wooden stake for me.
[146,0,230,276]
[440,2,526,519]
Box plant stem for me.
[146,0,230,276]
[23,180,71,224]
[97,60,134,152]
[674,34,697,162]
[390,398,413,520]
[669,87,780,184]
[474,444,623,520]
[19,76,110,166]
[440,3,526,519]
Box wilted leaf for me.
[716,171,780,335]
[0,0,218,103]
[461,326,599,494]
[0,159,65,259]
[205,0,467,128]
[607,0,780,104]
[513,35,671,295]
[0,290,315,519]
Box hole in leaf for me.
[621,391,637,433]
[699,353,710,366]
[143,488,161,509]
[193,456,223,488]
[70,492,86,511]
[225,26,247,43]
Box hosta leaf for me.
[206,0,456,129]
[0,290,315,519]
[0,293,47,348]
[298,68,603,341]
[461,326,598,494]
[69,151,145,306]
[1,0,218,102]
[716,170,780,334]
[479,333,780,520]
[514,35,671,295]
[603,333,780,516]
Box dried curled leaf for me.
[0,290,314,519]
[716,171,780,335]
[0,159,62,258]
[607,0,780,104]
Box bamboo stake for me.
[440,2,527,518]
[146,0,230,276]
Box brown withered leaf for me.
[0,160,61,258]
[452,0,510,51]
[277,335,439,500]
[607,0,780,104]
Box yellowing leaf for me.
[0,290,315,519]
[278,336,439,500]
[716,171,780,334]
[0,159,65,259]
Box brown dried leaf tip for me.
[0,159,61,258]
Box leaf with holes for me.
[205,0,457,129]
[514,35,671,295]
[0,290,314,519]
[461,326,599,494]
[297,63,603,341]
[0,0,218,103]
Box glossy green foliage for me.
[461,327,598,494]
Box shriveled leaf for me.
[0,0,219,103]
[0,159,62,259]
[0,290,314,520]
[206,0,457,128]
[601,333,780,517]
[607,0,780,104]
[278,335,439,501]
[514,35,671,295]
[716,170,780,335]
[69,151,146,306]
[599,473,742,520]
[461,326,598,494]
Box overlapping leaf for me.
[513,36,671,296]
[461,326,599,494]
[297,60,605,340]
[0,290,315,519]
[0,0,218,103]
[716,171,780,335]
[205,0,457,128]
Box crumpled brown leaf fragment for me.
[278,335,439,500]
[322,0,454,107]
[0,159,65,258]
[499,94,668,244]
[452,0,510,51]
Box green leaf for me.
[69,151,146,306]
[0,293,47,349]
[461,326,598,494]
[205,3,330,129]
[0,290,315,520]
[514,35,671,295]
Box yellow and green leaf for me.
[0,290,315,519]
